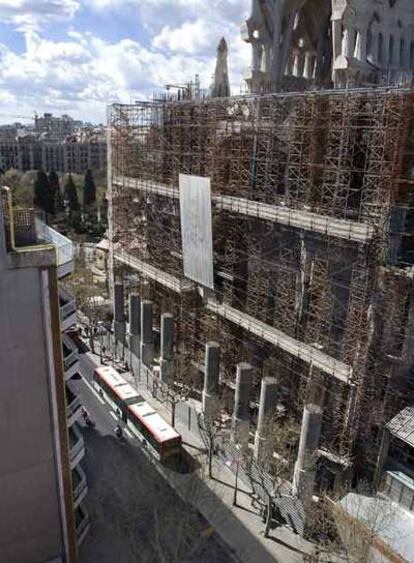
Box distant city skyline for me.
[0,1,251,125]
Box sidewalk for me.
[86,343,315,563]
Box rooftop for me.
[387,406,414,448]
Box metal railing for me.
[59,287,76,322]
[69,424,84,463]
[63,348,78,370]
[72,465,87,505]
[40,221,73,267]
[75,504,90,543]
[66,389,81,423]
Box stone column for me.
[113,282,125,358]
[303,52,315,80]
[129,293,141,377]
[354,29,367,62]
[343,28,356,59]
[160,313,174,385]
[332,19,342,61]
[232,363,252,443]
[202,342,221,418]
[140,300,154,369]
[292,404,323,506]
[254,377,278,461]
[373,427,390,489]
[293,50,305,78]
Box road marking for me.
[124,428,133,439]
[109,411,118,422]
[81,375,105,404]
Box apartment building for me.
[0,137,106,174]
[0,187,88,562]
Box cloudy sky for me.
[0,0,251,125]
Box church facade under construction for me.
[108,86,414,500]
[106,2,414,528]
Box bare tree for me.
[64,253,109,353]
[246,413,300,538]
[305,483,402,562]
[197,408,228,479]
[156,351,200,428]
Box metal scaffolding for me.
[109,87,414,474]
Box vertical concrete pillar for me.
[354,29,367,62]
[140,300,154,368]
[332,19,342,61]
[373,428,390,489]
[292,404,323,505]
[232,363,252,443]
[202,342,221,418]
[160,313,174,385]
[303,52,315,79]
[129,293,141,376]
[254,377,278,461]
[113,282,125,358]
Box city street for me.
[74,351,238,563]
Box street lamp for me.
[98,321,103,363]
[233,443,242,507]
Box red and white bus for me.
[93,365,182,462]
[127,401,182,462]
[93,366,141,422]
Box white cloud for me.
[0,0,79,31]
[0,31,222,123]
[0,0,252,123]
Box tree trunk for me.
[89,332,95,354]
[208,436,213,478]
[264,495,272,538]
[171,402,176,428]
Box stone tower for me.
[211,37,231,98]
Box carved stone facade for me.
[242,0,414,92]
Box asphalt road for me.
[74,351,237,563]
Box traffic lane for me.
[78,351,98,381]
[73,375,236,563]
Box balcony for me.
[66,382,82,427]
[1,189,73,278]
[69,423,85,469]
[62,334,79,381]
[41,222,74,279]
[72,464,87,509]
[60,287,76,332]
[75,503,90,546]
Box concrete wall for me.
[0,259,66,561]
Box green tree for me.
[83,169,96,207]
[64,174,80,212]
[34,170,55,214]
[48,171,63,214]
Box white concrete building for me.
[0,187,88,562]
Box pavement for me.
[76,339,315,563]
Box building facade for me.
[242,0,414,92]
[0,138,106,174]
[0,188,88,562]
[108,88,414,509]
